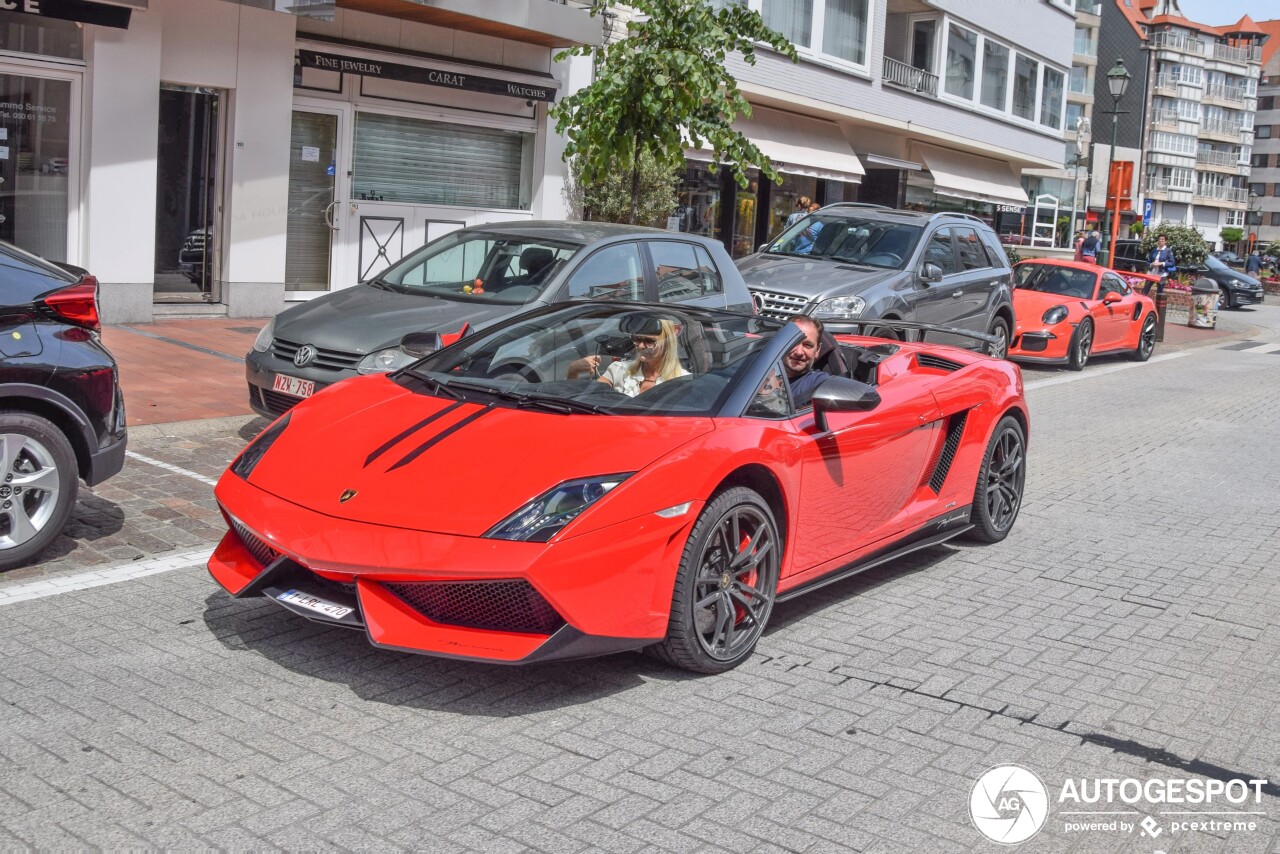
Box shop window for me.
[0,17,82,61]
[675,163,722,242]
[0,73,72,261]
[352,113,532,210]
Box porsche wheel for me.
[1067,319,1092,371]
[0,413,78,572]
[966,415,1025,544]
[1132,313,1156,362]
[986,317,1010,360]
[651,487,780,674]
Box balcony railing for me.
[1211,42,1261,64]
[1075,0,1100,14]
[1154,74,1181,92]
[882,57,938,97]
[1205,83,1247,103]
[1194,185,1248,203]
[1146,178,1194,194]
[1151,32,1204,55]
[1151,110,1181,128]
[1202,118,1245,137]
[1196,150,1238,168]
[1069,76,1091,95]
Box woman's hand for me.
[566,355,601,380]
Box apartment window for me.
[1069,65,1089,95]
[1249,183,1265,196]
[760,0,870,68]
[1013,53,1038,121]
[981,40,1009,110]
[1151,132,1196,155]
[1066,102,1084,130]
[1225,210,1243,227]
[1252,153,1268,168]
[1040,67,1064,129]
[1271,212,1280,227]
[945,23,977,100]
[1260,95,1275,111]
[1257,125,1273,139]
[1073,26,1095,57]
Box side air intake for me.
[928,411,968,493]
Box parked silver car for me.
[736,205,1014,356]
[247,221,754,418]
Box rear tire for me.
[649,487,780,674]
[1067,318,1092,371]
[0,413,79,572]
[965,415,1025,544]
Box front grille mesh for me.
[270,337,362,371]
[751,291,809,319]
[385,579,565,635]
[230,518,280,568]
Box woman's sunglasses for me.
[631,335,660,347]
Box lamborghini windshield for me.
[400,303,779,416]
[765,213,922,269]
[374,231,581,305]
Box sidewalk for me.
[101,309,1260,427]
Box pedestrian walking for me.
[1081,230,1100,264]
[1073,231,1085,262]
[784,196,811,229]
[1246,249,1262,276]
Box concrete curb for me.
[128,413,265,441]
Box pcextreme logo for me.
[970,766,1271,845]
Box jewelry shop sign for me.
[297,49,556,103]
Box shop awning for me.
[913,143,1029,206]
[685,108,865,184]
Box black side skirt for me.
[777,506,973,603]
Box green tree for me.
[1220,226,1244,246]
[1140,221,1208,268]
[564,148,678,227]
[550,0,798,224]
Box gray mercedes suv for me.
[737,205,1014,356]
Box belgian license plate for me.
[272,373,315,398]
[276,589,352,619]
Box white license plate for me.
[276,589,353,620]
[272,373,315,398]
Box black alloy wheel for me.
[1219,287,1233,310]
[966,415,1025,544]
[650,487,780,674]
[1132,314,1156,362]
[1067,318,1092,372]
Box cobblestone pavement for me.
[1,307,1278,852]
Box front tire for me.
[0,413,79,571]
[1219,287,1233,310]
[1132,313,1156,362]
[965,415,1025,544]
[650,487,780,674]
[1067,318,1093,371]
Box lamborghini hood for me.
[240,376,715,536]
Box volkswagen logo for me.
[293,344,317,368]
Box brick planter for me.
[1263,278,1280,296]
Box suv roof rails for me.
[926,211,988,225]
[819,202,891,210]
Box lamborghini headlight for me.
[1041,305,1069,325]
[812,295,866,319]
[486,474,632,542]
[357,346,418,375]
[230,414,291,480]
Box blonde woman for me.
[569,316,688,396]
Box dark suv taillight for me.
[42,276,101,332]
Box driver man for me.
[785,315,830,406]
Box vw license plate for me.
[272,373,315,398]
[276,589,353,620]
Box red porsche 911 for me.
[209,302,1029,673]
[1008,259,1158,371]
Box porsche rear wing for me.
[822,319,1003,357]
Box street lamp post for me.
[1098,58,1131,268]
[1247,191,1260,255]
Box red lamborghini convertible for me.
[1008,259,1158,371]
[209,302,1029,673]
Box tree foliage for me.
[564,148,678,227]
[550,0,798,223]
[1219,226,1244,245]
[1139,220,1208,266]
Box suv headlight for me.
[357,346,417,375]
[252,317,276,353]
[812,295,866,319]
[486,474,632,542]
[1041,305,1069,325]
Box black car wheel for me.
[650,487,780,673]
[986,317,1009,359]
[1219,287,1233,310]
[0,413,79,571]
[1067,318,1092,371]
[1132,313,1156,362]
[966,415,1025,544]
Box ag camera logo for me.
[970,764,1050,844]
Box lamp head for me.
[1106,58,1131,101]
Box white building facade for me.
[0,0,597,323]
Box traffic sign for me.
[1143,198,1154,228]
